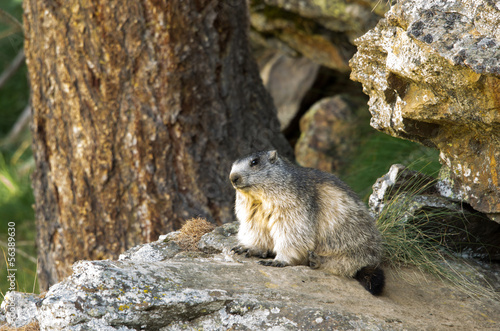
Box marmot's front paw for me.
[231,245,251,257]
[232,246,275,259]
[308,251,321,269]
[258,259,288,268]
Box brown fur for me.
[230,150,385,295]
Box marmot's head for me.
[229,150,283,194]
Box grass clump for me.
[342,131,441,201]
[376,174,499,300]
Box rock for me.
[36,260,230,331]
[249,0,389,70]
[350,0,500,221]
[260,53,320,131]
[254,0,388,39]
[0,291,39,328]
[294,95,358,173]
[117,232,182,262]
[3,222,500,330]
[370,164,500,261]
[197,221,239,254]
[369,164,437,216]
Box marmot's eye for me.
[250,158,259,167]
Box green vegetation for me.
[0,0,38,296]
[341,103,441,200]
[0,146,37,295]
[377,176,498,300]
[0,3,27,136]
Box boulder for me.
[350,0,500,222]
[295,95,359,173]
[3,222,500,330]
[0,291,39,328]
[249,0,389,71]
[260,53,320,131]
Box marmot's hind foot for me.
[308,251,321,269]
[231,245,251,257]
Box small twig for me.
[0,8,23,31]
[0,49,25,90]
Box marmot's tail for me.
[355,266,385,296]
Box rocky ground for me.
[2,222,499,330]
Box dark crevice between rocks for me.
[384,72,410,104]
[401,118,440,148]
[283,66,367,147]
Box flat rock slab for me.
[14,225,497,330]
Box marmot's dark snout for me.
[230,172,242,187]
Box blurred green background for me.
[0,0,440,298]
[341,106,440,200]
[0,0,38,296]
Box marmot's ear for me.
[268,150,278,163]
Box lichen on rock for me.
[2,220,500,330]
[350,0,500,221]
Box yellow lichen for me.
[118,304,130,311]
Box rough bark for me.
[23,0,291,289]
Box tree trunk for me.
[23,0,291,290]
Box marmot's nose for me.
[230,173,242,186]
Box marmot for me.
[229,150,385,295]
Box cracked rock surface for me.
[2,222,500,330]
[350,0,500,221]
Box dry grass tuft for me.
[174,217,216,251]
[0,321,40,331]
